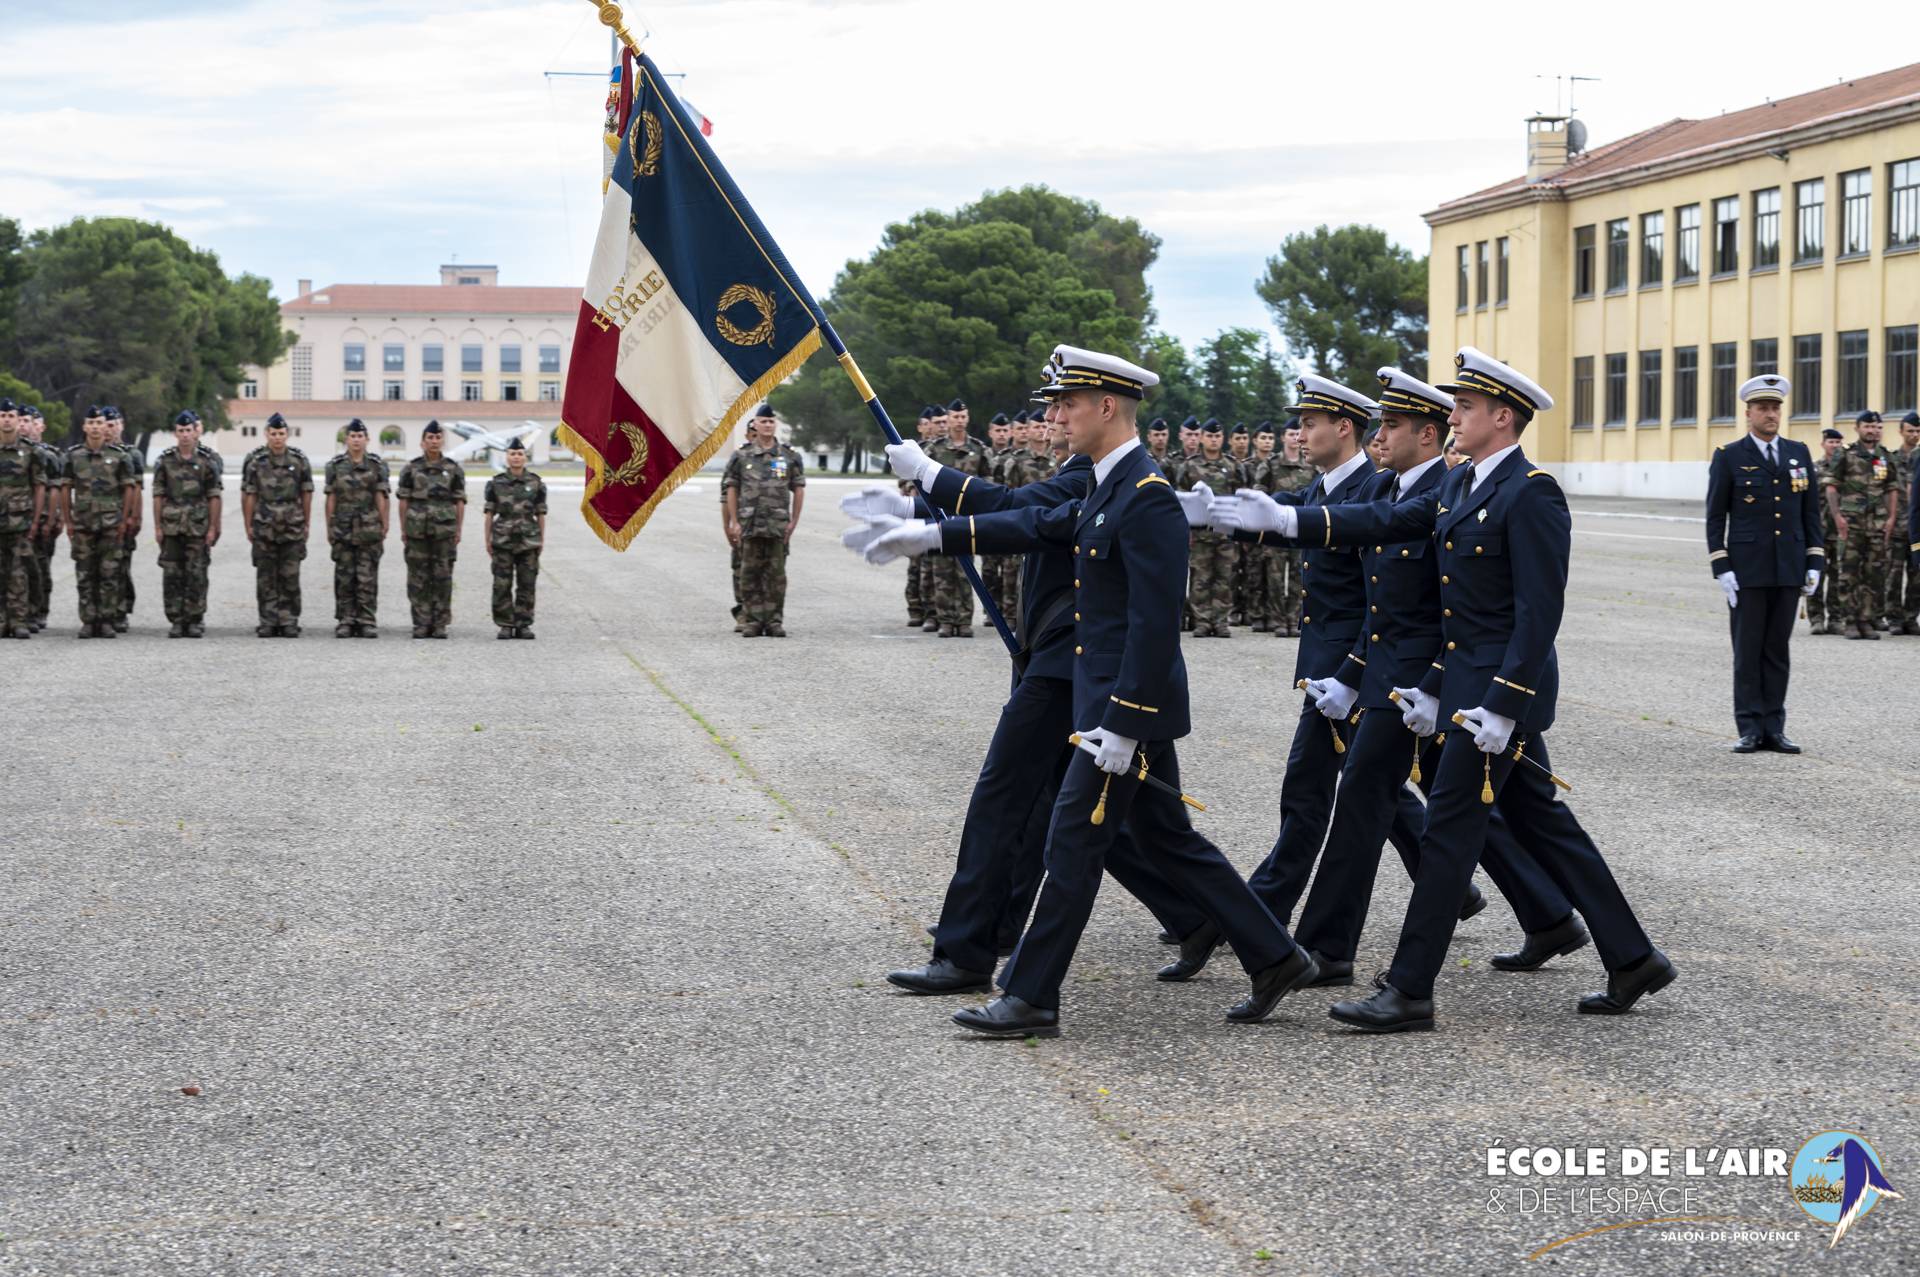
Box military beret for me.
[265,412,289,428]
[1821,427,1844,440]
[86,405,103,417]
[1149,417,1168,430]
[343,418,367,435]
[1179,415,1200,430]
[1284,416,1301,431]
[104,405,122,419]
[1255,422,1274,435]
[422,420,443,435]
[506,437,526,451]
[752,402,776,419]
[947,397,966,411]
[1904,410,1920,427]
[1200,417,1222,433]
[25,405,42,418]
[0,398,14,412]
[172,409,199,426]
[1013,410,1030,424]
[1856,410,1882,425]
[1229,422,1247,436]
[990,412,1009,425]
[919,406,937,420]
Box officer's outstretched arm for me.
[936,497,1077,558]
[920,459,1086,518]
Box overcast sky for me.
[1,0,1907,354]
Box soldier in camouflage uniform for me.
[981,412,1019,618]
[1806,428,1844,634]
[1227,423,1254,624]
[899,406,940,628]
[485,438,547,639]
[101,407,143,632]
[1144,416,1175,475]
[1180,418,1241,637]
[722,404,804,637]
[1824,410,1901,640]
[241,412,313,636]
[0,399,52,637]
[325,418,389,637]
[1271,418,1317,636]
[397,420,465,638]
[924,400,990,637]
[62,408,139,638]
[150,410,223,638]
[1888,411,1920,633]
[1243,422,1283,632]
[18,406,61,630]
[722,437,746,632]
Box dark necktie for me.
[1764,440,1776,468]
[1462,464,1476,499]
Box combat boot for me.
[186,622,205,638]
[336,623,355,638]
[1901,620,1920,636]
[360,625,378,639]
[515,626,536,640]
[764,623,785,637]
[169,622,186,638]
[257,625,275,638]
[922,618,939,633]
[112,618,128,633]
[498,626,515,640]
[956,625,972,638]
[412,625,429,639]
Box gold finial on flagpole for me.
[593,1,643,57]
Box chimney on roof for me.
[1526,115,1571,182]
[297,278,311,297]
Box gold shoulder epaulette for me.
[1527,469,1552,478]
[1136,474,1170,488]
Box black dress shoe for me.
[1490,916,1591,971]
[953,994,1058,1038]
[1329,978,1436,1033]
[1303,950,1355,986]
[1730,734,1762,753]
[1458,885,1487,922]
[1225,947,1317,1023]
[1762,733,1802,755]
[887,958,993,995]
[1156,929,1180,945]
[1578,949,1676,1015]
[1155,920,1222,982]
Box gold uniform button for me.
[1475,545,1484,554]
[1400,549,1409,557]
[1075,645,1083,654]
[1441,575,1451,584]
[1443,608,1453,617]
[1445,540,1454,549]
[1370,575,1379,583]
[1088,548,1096,557]
[1447,641,1457,651]
[1374,544,1382,553]
[1370,633,1380,642]
[1775,530,1782,536]
[1370,605,1378,613]
[1074,612,1081,621]
[1074,579,1081,587]
[1302,615,1311,624]
[1302,563,1310,571]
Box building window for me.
[1495,237,1510,305]
[1752,187,1780,270]
[1573,225,1596,298]
[1791,335,1822,417]
[1474,240,1489,308]
[1637,350,1662,425]
[1455,245,1469,312]
[383,380,404,401]
[423,380,443,401]
[1837,330,1869,416]
[1672,346,1699,423]
[1603,352,1627,426]
[382,344,404,373]
[422,344,444,373]
[241,380,259,400]
[1676,204,1701,280]
[461,381,483,402]
[344,343,366,373]
[539,380,561,402]
[1710,342,1738,420]
[291,344,313,400]
[1842,169,1871,256]
[500,345,522,374]
[1794,179,1824,263]
[501,381,521,402]
[1891,159,1920,249]
[380,426,403,447]
[1605,219,1629,292]
[539,345,562,374]
[1712,196,1739,274]
[1751,338,1779,378]
[1571,356,1594,428]
[461,344,484,373]
[457,274,481,286]
[1640,211,1664,285]
[1887,325,1919,413]
[343,380,365,401]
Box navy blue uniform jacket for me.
[1232,459,1381,684]
[1703,434,1823,586]
[1326,460,1448,710]
[938,445,1190,741]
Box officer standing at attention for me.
[1888,410,1920,633]
[899,406,939,630]
[923,399,989,637]
[1824,409,1901,640]
[0,400,51,638]
[101,407,143,633]
[63,407,139,639]
[1704,375,1823,750]
[149,410,222,638]
[982,412,1017,617]
[484,438,547,639]
[722,403,804,637]
[1180,419,1240,637]
[855,346,1318,1037]
[1144,417,1174,472]
[1238,348,1672,1032]
[325,419,389,637]
[242,412,314,637]
[396,420,465,638]
[20,407,61,631]
[1227,423,1255,625]
[1806,427,1845,634]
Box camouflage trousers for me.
[0,531,30,629]
[738,535,787,628]
[1806,523,1836,627]
[904,554,927,622]
[71,528,127,625]
[252,538,306,626]
[1277,547,1305,628]
[1246,543,1285,628]
[404,536,457,630]
[932,555,976,627]
[1887,545,1919,626]
[981,554,1020,622]
[1836,519,1889,623]
[1188,532,1234,631]
[491,547,540,626]
[332,541,383,626]
[116,529,138,620]
[29,530,57,621]
[158,534,210,624]
[730,542,743,620]
[1231,543,1252,620]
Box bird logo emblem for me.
[1791,1131,1901,1248]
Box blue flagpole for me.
[818,322,1019,654]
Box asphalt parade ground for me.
[3,477,1915,1275]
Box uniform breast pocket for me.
[1078,532,1114,563]
[1388,540,1428,561]
[1455,534,1502,558]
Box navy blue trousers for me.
[932,675,1206,974]
[1729,583,1797,737]
[1001,742,1298,1011]
[1387,732,1653,1000]
[1294,711,1574,963]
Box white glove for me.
[1174,480,1213,528]
[1076,726,1139,776]
[1803,569,1820,597]
[1305,677,1358,722]
[840,514,899,558]
[865,518,941,565]
[884,441,938,487]
[839,485,913,520]
[1719,571,1739,609]
[1392,686,1438,737]
[1211,488,1296,538]
[1458,705,1516,756]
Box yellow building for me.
[1427,62,1920,497]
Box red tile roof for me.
[1431,61,1920,220]
[283,284,582,316]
